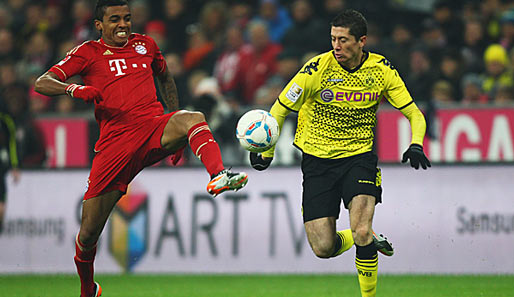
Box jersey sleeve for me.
[400,102,426,145]
[261,100,291,158]
[49,43,90,82]
[382,65,414,109]
[277,56,321,111]
[148,36,167,75]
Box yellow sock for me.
[355,254,378,297]
[332,229,354,257]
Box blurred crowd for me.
[1,0,514,167]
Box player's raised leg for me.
[75,190,121,297]
[304,217,354,258]
[350,195,378,297]
[161,110,247,196]
[335,229,394,257]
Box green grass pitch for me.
[0,274,512,297]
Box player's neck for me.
[341,51,366,70]
[100,37,129,48]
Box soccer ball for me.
[236,109,280,153]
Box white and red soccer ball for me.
[236,109,280,153]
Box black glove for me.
[250,152,272,171]
[402,144,431,170]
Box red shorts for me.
[84,112,181,200]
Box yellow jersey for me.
[277,51,414,159]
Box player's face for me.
[331,26,366,68]
[95,5,131,47]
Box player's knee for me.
[78,228,100,248]
[310,241,335,258]
[352,226,372,246]
[171,111,206,134]
[179,111,206,126]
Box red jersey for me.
[49,33,167,150]
[237,42,282,103]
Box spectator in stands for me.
[364,21,385,54]
[229,2,253,30]
[461,73,489,105]
[0,5,12,30]
[381,23,414,75]
[319,0,346,21]
[461,18,489,74]
[163,0,194,55]
[44,5,70,45]
[281,0,327,57]
[419,18,446,65]
[145,20,168,52]
[213,25,246,107]
[130,0,150,34]
[234,20,282,106]
[18,32,54,80]
[0,63,17,89]
[253,0,292,43]
[1,83,45,167]
[182,24,217,73]
[254,49,301,107]
[71,0,95,43]
[4,0,26,34]
[431,0,464,48]
[438,50,464,100]
[0,28,19,63]
[499,8,514,52]
[198,1,228,47]
[431,80,454,104]
[494,85,514,104]
[16,2,46,45]
[479,0,503,41]
[481,44,514,99]
[405,45,437,104]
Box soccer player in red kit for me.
[34,1,248,296]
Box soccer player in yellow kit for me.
[250,9,430,297]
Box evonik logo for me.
[320,90,380,103]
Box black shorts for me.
[301,151,382,222]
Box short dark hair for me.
[94,0,129,21]
[330,9,368,40]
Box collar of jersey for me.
[334,50,369,73]
[99,34,133,48]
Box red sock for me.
[188,122,225,177]
[75,236,97,297]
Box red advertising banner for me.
[377,108,514,162]
[35,118,89,168]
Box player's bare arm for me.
[156,68,179,112]
[35,71,103,104]
[34,71,69,96]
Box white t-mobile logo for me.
[109,59,128,76]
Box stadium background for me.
[0,0,513,296]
